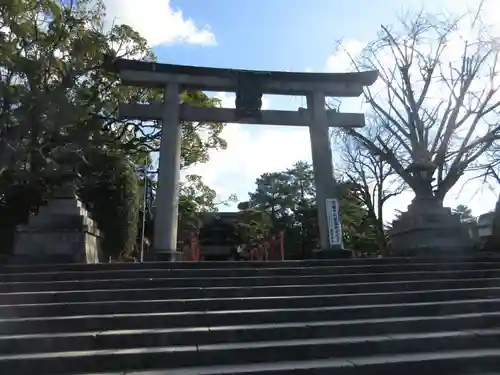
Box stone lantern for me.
[389,159,472,257]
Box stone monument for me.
[12,180,103,264]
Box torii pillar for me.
[307,91,344,255]
[154,83,182,259]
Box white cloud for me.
[103,0,216,46]
[326,40,365,73]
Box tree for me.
[336,128,404,255]
[340,187,379,254]
[180,175,218,212]
[477,140,500,189]
[240,162,379,257]
[0,0,227,183]
[453,204,475,222]
[79,149,139,260]
[339,5,500,205]
[243,163,318,255]
[247,172,295,227]
[236,207,272,246]
[287,161,316,203]
[286,162,318,255]
[176,174,218,237]
[0,0,155,258]
[0,0,229,257]
[1,0,118,178]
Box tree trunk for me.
[375,185,388,256]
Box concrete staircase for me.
[1,257,500,374]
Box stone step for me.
[2,256,499,273]
[2,262,500,283]
[3,269,500,293]
[1,332,500,374]
[1,313,500,355]
[2,298,500,335]
[63,349,500,375]
[4,287,500,319]
[4,257,500,374]
[3,277,500,304]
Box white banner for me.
[325,198,343,247]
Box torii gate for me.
[107,57,378,260]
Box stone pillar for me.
[153,83,182,260]
[307,92,350,258]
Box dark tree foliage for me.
[0,183,44,258]
[79,150,139,260]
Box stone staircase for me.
[1,257,500,374]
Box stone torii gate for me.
[107,57,378,259]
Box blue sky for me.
[157,0,395,70]
[105,0,499,219]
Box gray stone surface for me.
[2,258,500,373]
[149,250,182,261]
[313,248,353,259]
[12,191,103,264]
[389,198,472,256]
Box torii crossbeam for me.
[106,57,378,260]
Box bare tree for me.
[340,3,500,206]
[335,125,404,254]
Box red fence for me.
[248,231,284,261]
[182,231,285,262]
[182,233,201,262]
